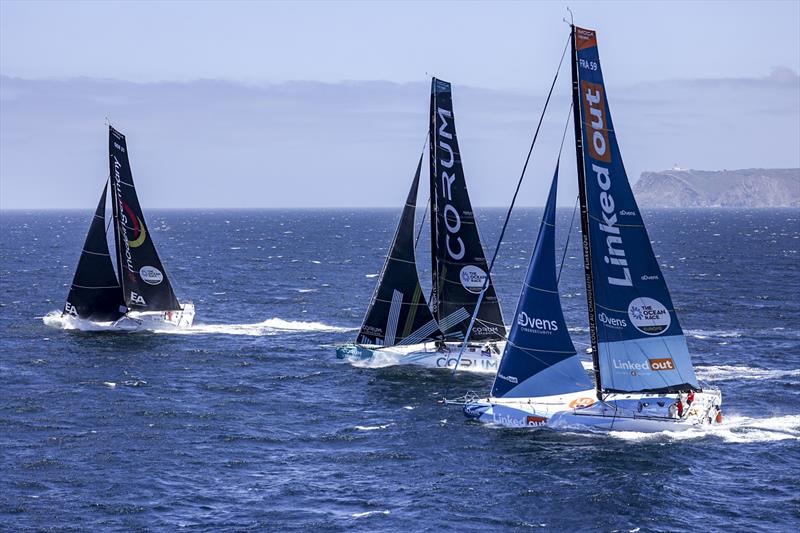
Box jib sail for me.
[491,165,591,398]
[357,153,444,346]
[428,77,505,342]
[63,183,126,321]
[108,126,182,312]
[571,26,699,394]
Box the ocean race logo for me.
[436,95,465,261]
[460,265,487,294]
[516,311,558,333]
[139,266,163,285]
[581,80,632,288]
[628,297,671,335]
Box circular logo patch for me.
[628,297,671,335]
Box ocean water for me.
[1,207,798,531]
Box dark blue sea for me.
[1,208,798,532]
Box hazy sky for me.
[1,0,799,209]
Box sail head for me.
[63,184,126,321]
[572,27,699,394]
[491,166,592,398]
[108,126,182,312]
[428,77,505,342]
[357,153,444,346]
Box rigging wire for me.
[447,33,572,383]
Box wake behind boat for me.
[462,25,722,432]
[45,126,194,332]
[337,78,506,373]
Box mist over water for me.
[1,208,798,530]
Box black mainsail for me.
[63,184,126,321]
[357,153,444,346]
[429,78,504,341]
[108,126,182,312]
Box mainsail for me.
[63,184,126,321]
[356,153,443,346]
[428,77,505,341]
[108,126,182,312]
[491,165,591,398]
[571,26,699,394]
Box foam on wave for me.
[696,365,800,382]
[608,414,800,444]
[42,311,353,336]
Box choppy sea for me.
[1,208,798,531]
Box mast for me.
[570,26,603,399]
[428,81,440,321]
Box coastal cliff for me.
[632,168,799,208]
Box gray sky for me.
[1,0,799,209]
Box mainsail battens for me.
[572,26,699,394]
[491,165,591,399]
[63,183,126,322]
[108,126,182,312]
[356,151,443,346]
[429,77,505,342]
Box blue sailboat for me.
[464,165,598,427]
[464,25,723,432]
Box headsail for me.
[491,165,592,398]
[108,126,182,312]
[428,77,504,342]
[63,183,126,321]
[571,26,699,394]
[357,153,444,346]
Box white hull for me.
[337,341,505,374]
[464,389,723,432]
[44,302,196,332]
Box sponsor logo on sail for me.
[517,311,558,333]
[649,357,675,371]
[361,325,383,337]
[139,266,163,285]
[112,156,135,275]
[435,97,465,261]
[472,325,499,336]
[497,373,518,384]
[628,297,671,335]
[597,312,627,329]
[130,291,147,306]
[612,357,676,374]
[460,265,487,294]
[582,81,633,288]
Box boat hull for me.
[336,341,505,374]
[44,302,196,331]
[464,389,723,432]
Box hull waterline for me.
[337,341,505,374]
[44,302,196,332]
[464,389,723,433]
